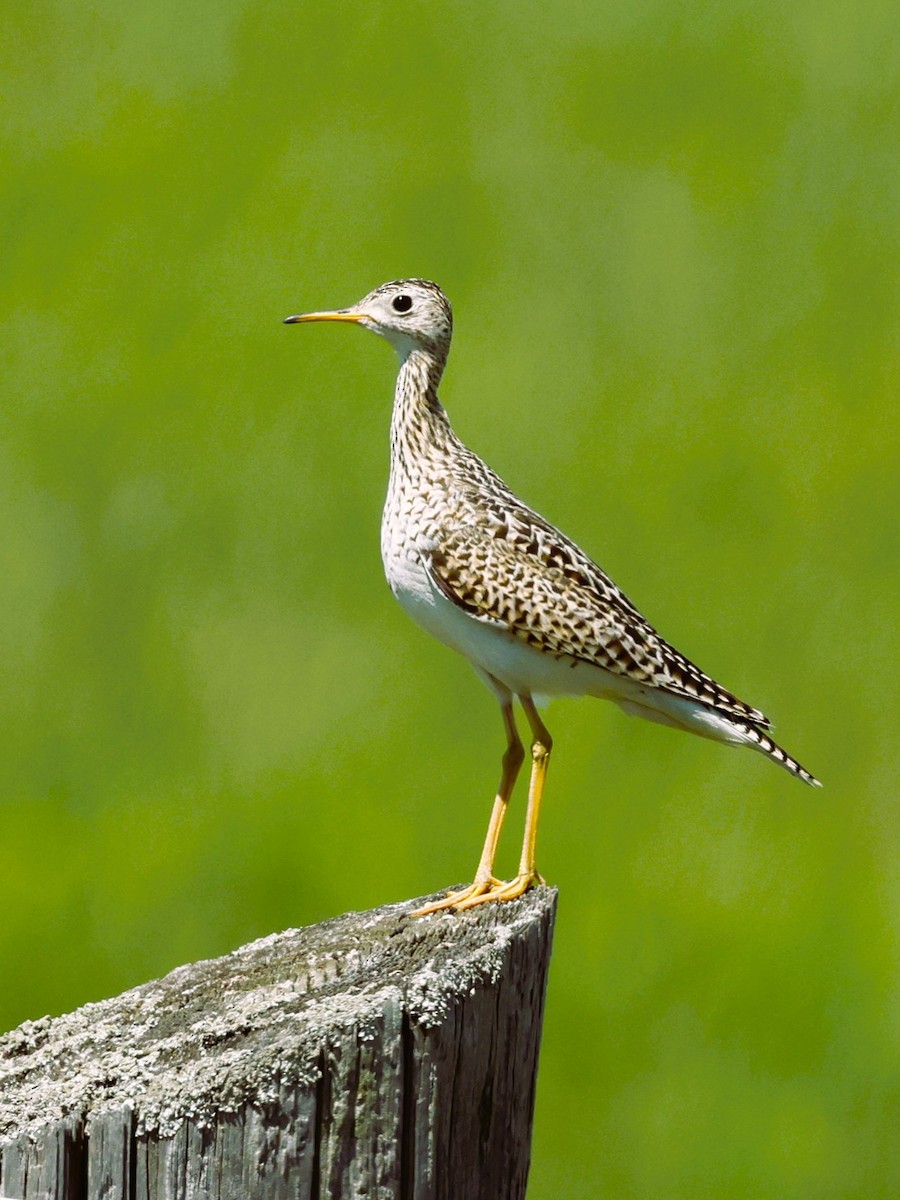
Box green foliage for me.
[2,2,897,1195]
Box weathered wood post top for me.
[0,886,557,1200]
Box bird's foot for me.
[412,870,543,916]
[453,870,543,910]
[410,876,504,917]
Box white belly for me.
[383,542,756,750]
[385,544,607,699]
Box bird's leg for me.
[454,696,551,909]
[515,696,552,885]
[411,700,524,916]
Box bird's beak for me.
[283,308,366,325]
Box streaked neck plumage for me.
[389,343,454,466]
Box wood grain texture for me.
[0,887,557,1200]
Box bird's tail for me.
[612,688,821,786]
[737,720,821,787]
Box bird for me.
[284,279,820,915]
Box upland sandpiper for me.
[285,280,819,914]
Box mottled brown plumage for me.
[285,279,819,912]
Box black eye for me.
[392,294,413,313]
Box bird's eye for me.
[392,294,413,314]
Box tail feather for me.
[610,685,820,785]
[738,720,821,787]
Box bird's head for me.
[284,279,452,361]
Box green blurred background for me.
[2,2,897,1195]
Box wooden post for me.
[0,887,557,1200]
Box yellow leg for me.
[516,696,552,880]
[411,700,524,916]
[453,696,552,910]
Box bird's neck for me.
[390,346,454,461]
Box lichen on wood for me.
[0,886,557,1200]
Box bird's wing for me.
[425,524,772,728]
